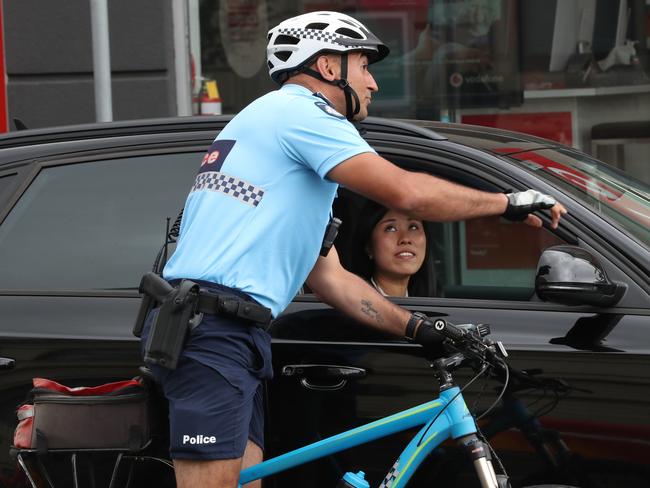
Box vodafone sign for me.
[0,0,6,133]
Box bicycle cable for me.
[416,361,492,447]
[476,358,510,421]
[534,386,562,418]
[475,358,510,477]
[471,370,491,413]
[476,422,509,478]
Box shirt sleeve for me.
[277,96,377,179]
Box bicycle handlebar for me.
[433,320,590,396]
[434,319,501,352]
[425,318,508,373]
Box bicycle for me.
[235,319,571,488]
[13,319,576,488]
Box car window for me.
[0,152,201,290]
[432,217,565,300]
[506,148,650,249]
[334,179,566,302]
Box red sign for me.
[462,112,573,146]
[0,0,7,133]
[506,151,650,228]
[465,216,563,269]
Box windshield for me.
[505,148,650,249]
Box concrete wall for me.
[4,0,176,130]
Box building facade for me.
[2,0,649,182]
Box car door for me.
[0,143,208,484]
[265,140,650,488]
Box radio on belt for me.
[320,217,342,256]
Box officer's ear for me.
[314,54,340,81]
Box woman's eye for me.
[384,225,396,232]
[409,224,420,231]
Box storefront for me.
[190,0,650,183]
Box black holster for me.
[139,274,201,370]
[133,272,174,338]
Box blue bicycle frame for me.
[238,385,497,488]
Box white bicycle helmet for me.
[266,11,389,120]
[267,11,389,84]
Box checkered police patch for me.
[278,28,362,48]
[191,171,265,207]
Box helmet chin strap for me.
[302,53,361,121]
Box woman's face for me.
[368,210,426,279]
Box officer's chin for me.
[352,110,369,122]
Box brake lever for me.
[498,341,508,356]
[432,320,509,377]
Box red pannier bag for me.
[13,377,151,453]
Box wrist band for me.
[405,312,428,341]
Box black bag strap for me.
[35,428,48,456]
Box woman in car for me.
[352,201,434,297]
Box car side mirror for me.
[535,245,626,307]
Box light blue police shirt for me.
[163,83,376,317]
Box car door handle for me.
[281,364,366,391]
[0,357,15,370]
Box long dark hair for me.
[349,200,434,297]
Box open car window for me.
[332,160,566,302]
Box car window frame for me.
[0,170,21,209]
[290,139,649,313]
[383,141,649,302]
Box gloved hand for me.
[411,317,449,358]
[413,318,445,347]
[503,189,556,222]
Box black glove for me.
[411,317,448,358]
[503,189,556,222]
[414,319,445,347]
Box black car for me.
[0,116,648,488]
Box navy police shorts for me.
[141,281,273,460]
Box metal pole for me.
[90,0,113,122]
[172,0,192,116]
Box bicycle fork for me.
[458,434,508,488]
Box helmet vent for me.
[305,22,328,30]
[275,34,300,45]
[275,51,292,62]
[340,19,359,28]
[335,27,363,39]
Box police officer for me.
[143,11,567,488]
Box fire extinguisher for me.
[200,80,222,115]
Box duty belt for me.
[138,272,272,327]
[195,291,272,326]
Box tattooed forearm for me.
[361,299,384,324]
